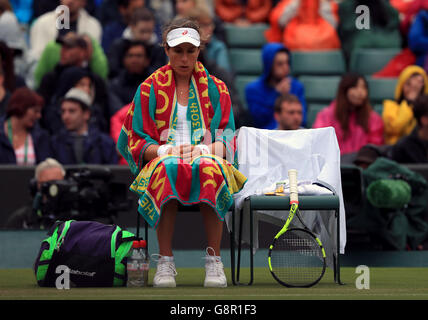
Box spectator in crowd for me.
[0,42,26,91]
[109,40,153,107]
[408,8,428,70]
[353,144,385,169]
[245,42,307,129]
[215,0,272,25]
[32,0,98,23]
[390,0,427,39]
[51,88,118,165]
[187,7,231,72]
[274,93,303,130]
[176,0,226,42]
[110,103,131,165]
[34,32,108,90]
[313,73,384,155]
[382,65,428,145]
[0,0,28,78]
[338,0,402,64]
[0,87,51,164]
[4,157,66,229]
[101,0,145,53]
[107,7,166,79]
[29,0,102,62]
[391,94,428,163]
[0,64,10,117]
[265,0,341,51]
[176,0,210,17]
[42,66,120,134]
[148,0,174,27]
[9,0,34,24]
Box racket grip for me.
[288,169,298,203]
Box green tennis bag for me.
[34,220,138,287]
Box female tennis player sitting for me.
[117,17,247,288]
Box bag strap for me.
[111,228,140,258]
[56,220,73,251]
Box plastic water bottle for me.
[127,241,144,287]
[139,240,149,287]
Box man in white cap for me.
[29,0,102,62]
[50,87,118,165]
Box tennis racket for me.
[268,169,326,288]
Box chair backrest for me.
[367,77,398,105]
[373,103,383,115]
[225,23,268,48]
[235,75,258,110]
[229,48,263,75]
[349,48,402,75]
[306,103,327,128]
[291,50,346,76]
[299,76,341,104]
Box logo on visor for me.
[182,30,188,35]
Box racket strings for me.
[271,229,324,287]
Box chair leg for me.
[234,200,254,286]
[236,207,244,283]
[248,205,254,285]
[335,209,345,285]
[230,208,237,285]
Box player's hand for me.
[167,144,197,163]
[182,146,204,163]
[168,144,191,156]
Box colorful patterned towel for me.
[117,62,247,228]
[131,154,247,228]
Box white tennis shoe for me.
[152,255,177,288]
[204,248,227,288]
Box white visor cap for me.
[166,28,200,47]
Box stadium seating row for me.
[224,23,399,125]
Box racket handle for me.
[288,169,298,203]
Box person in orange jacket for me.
[215,0,272,25]
[265,0,341,50]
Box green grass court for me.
[1,267,428,300]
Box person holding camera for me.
[5,158,66,229]
[50,87,118,165]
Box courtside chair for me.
[228,127,346,286]
[291,50,346,77]
[224,23,268,48]
[349,48,402,76]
